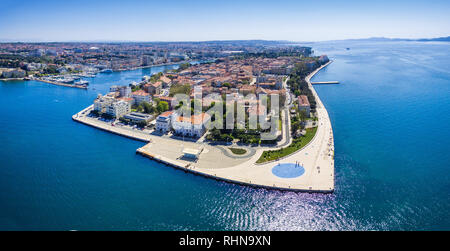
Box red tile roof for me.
[152,81,162,88]
[160,76,172,84]
[159,111,173,117]
[132,90,149,96]
[298,95,310,106]
[176,113,211,125]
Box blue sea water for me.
[0,42,449,230]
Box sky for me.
[1,0,449,42]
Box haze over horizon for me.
[1,0,449,42]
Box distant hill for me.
[321,36,450,43]
[415,36,450,42]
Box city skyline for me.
[1,0,449,42]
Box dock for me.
[311,81,339,85]
[34,78,88,89]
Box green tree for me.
[169,84,191,97]
[150,72,163,83]
[176,62,191,72]
[142,102,154,114]
[291,121,300,138]
[299,110,307,123]
[137,120,148,128]
[157,101,169,113]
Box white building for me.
[131,90,151,105]
[25,63,44,71]
[1,68,26,78]
[94,95,115,113]
[29,49,45,57]
[106,100,130,118]
[155,111,174,133]
[94,95,131,118]
[172,113,211,138]
[141,55,153,66]
[110,85,131,98]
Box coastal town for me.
[70,45,334,192]
[87,50,329,140]
[2,0,448,233]
[0,41,334,192]
[0,41,284,88]
[0,41,224,88]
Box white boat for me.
[100,69,113,73]
[59,77,75,84]
[75,80,89,86]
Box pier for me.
[33,78,88,89]
[311,81,339,85]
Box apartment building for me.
[155,111,174,133]
[172,113,211,138]
[298,95,311,117]
[131,90,151,105]
[94,95,131,118]
[110,85,131,98]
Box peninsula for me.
[72,46,335,193]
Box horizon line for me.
[0,35,449,44]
